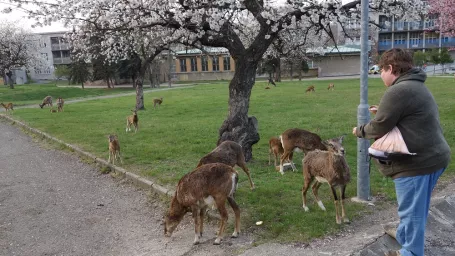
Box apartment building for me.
[378,14,455,58]
[30,31,71,81]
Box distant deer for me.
[108,134,123,165]
[153,97,163,109]
[164,163,241,245]
[126,109,138,133]
[269,137,284,167]
[56,97,64,112]
[50,108,57,113]
[302,135,351,224]
[278,128,346,175]
[0,102,13,113]
[327,83,334,90]
[197,140,255,190]
[39,96,53,108]
[305,85,315,93]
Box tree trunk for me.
[7,73,14,89]
[275,58,281,82]
[289,61,293,81]
[167,49,172,88]
[217,58,260,162]
[135,79,145,110]
[148,65,155,88]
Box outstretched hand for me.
[369,105,378,115]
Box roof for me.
[175,47,229,55]
[306,45,368,55]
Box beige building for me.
[306,45,362,77]
[174,48,236,81]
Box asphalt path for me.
[0,120,253,256]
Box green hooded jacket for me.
[356,68,451,179]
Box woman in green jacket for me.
[353,48,451,256]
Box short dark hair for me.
[378,48,414,75]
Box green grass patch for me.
[8,77,455,243]
[0,82,139,106]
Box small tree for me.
[299,59,310,80]
[439,48,454,73]
[70,60,90,89]
[54,65,70,80]
[413,51,427,68]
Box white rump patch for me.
[204,196,215,207]
[315,176,328,183]
[229,173,237,197]
[293,147,303,153]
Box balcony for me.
[378,41,392,51]
[425,39,440,47]
[53,57,71,64]
[424,20,437,30]
[51,43,70,51]
[441,38,455,47]
[409,21,423,31]
[410,41,424,48]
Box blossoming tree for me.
[428,0,455,36]
[6,0,426,160]
[0,21,44,89]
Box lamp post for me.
[355,0,371,202]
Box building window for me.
[346,19,359,29]
[410,32,421,46]
[61,50,70,58]
[426,33,438,43]
[201,57,208,71]
[212,56,219,71]
[395,20,405,30]
[52,51,61,58]
[50,37,59,44]
[379,15,392,29]
[379,34,391,45]
[190,58,197,72]
[223,57,231,71]
[179,58,187,72]
[394,33,406,45]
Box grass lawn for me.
[5,77,454,243]
[0,81,140,106]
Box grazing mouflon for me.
[197,140,255,190]
[164,163,241,245]
[39,96,53,108]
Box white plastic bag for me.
[368,127,416,160]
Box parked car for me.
[445,66,455,74]
[369,65,380,74]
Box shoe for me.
[384,250,401,256]
[382,221,399,240]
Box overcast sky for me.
[0,0,354,34]
[0,2,68,33]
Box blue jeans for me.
[394,168,445,256]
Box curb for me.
[0,114,175,198]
